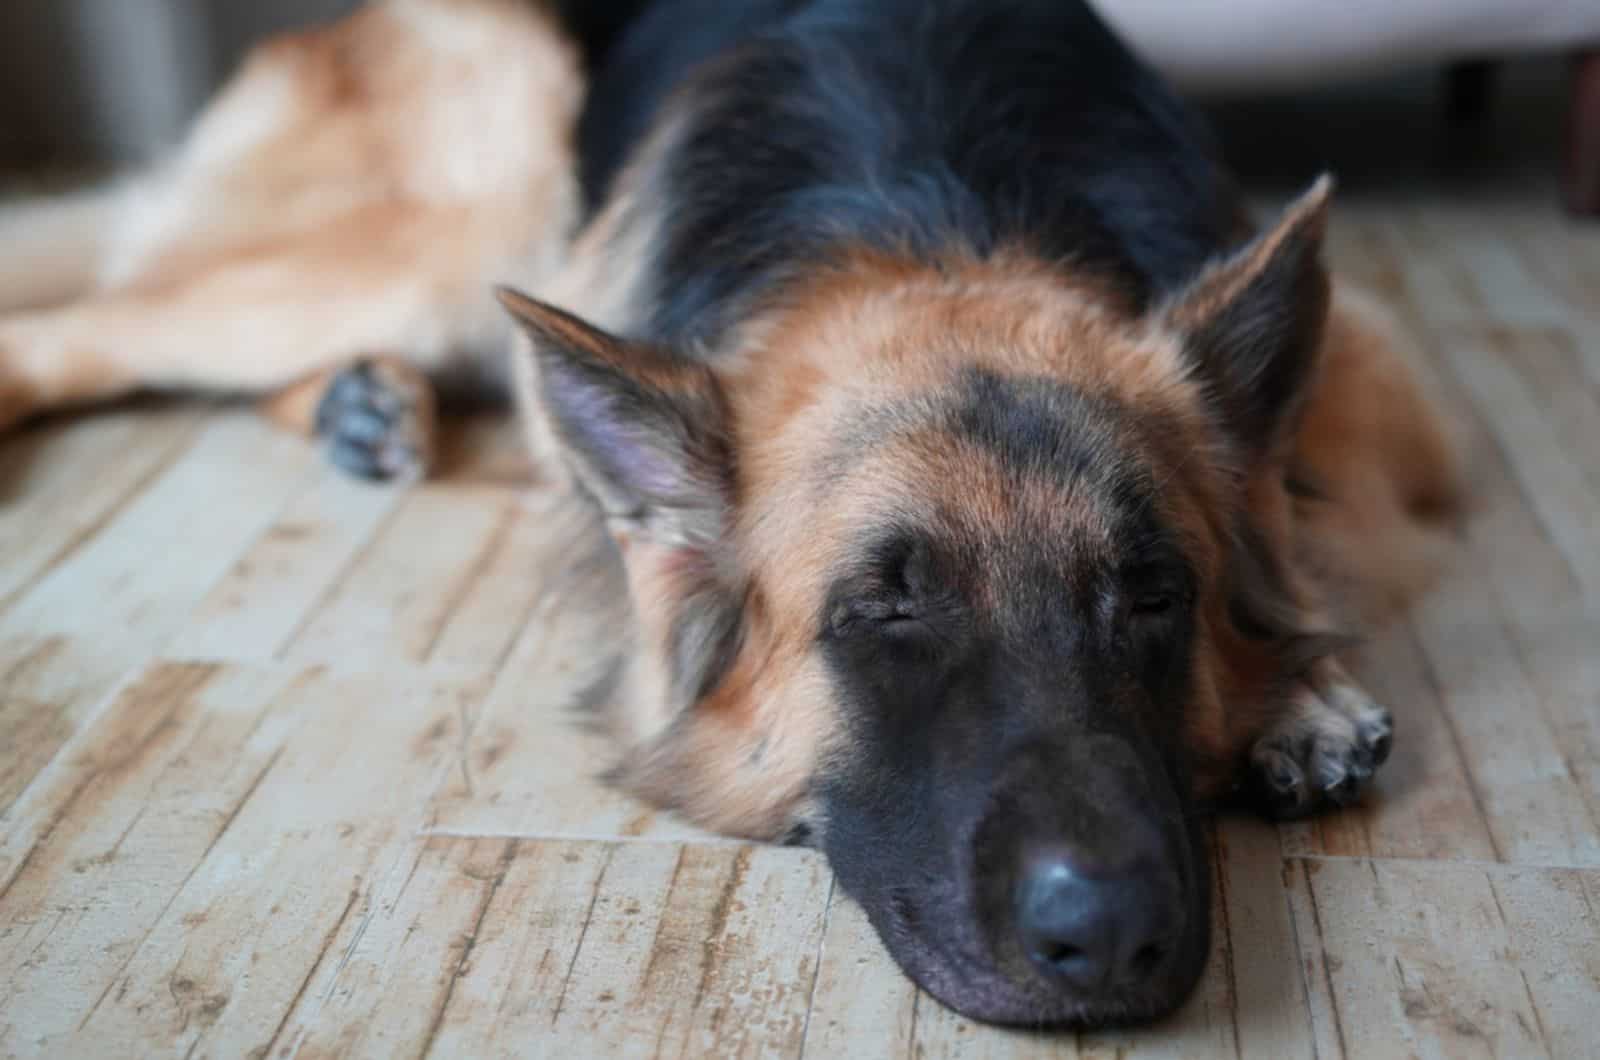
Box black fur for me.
[577,0,1244,349]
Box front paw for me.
[1247,662,1392,819]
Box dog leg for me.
[261,358,438,481]
[0,204,502,472]
[1247,656,1393,818]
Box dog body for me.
[0,0,584,475]
[1,0,1463,1027]
[502,0,1463,1025]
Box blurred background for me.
[0,0,1594,215]
[0,1,361,166]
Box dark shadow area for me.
[1202,58,1570,200]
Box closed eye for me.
[879,610,931,636]
[1122,563,1194,624]
[871,598,932,635]
[828,597,923,637]
[1131,592,1177,617]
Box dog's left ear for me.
[495,287,731,548]
[1164,175,1333,454]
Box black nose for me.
[1013,845,1178,992]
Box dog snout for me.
[1012,834,1183,995]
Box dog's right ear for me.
[497,288,732,548]
[1163,176,1333,457]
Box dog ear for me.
[497,287,731,547]
[1164,176,1333,454]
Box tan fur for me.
[1288,286,1467,623]
[0,0,582,438]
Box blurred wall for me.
[0,0,361,167]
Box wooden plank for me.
[533,842,830,1059]
[296,836,529,1059]
[425,681,716,843]
[1407,572,1600,867]
[424,489,594,674]
[424,507,717,842]
[799,892,916,1058]
[0,414,316,655]
[168,463,402,662]
[1381,211,1484,331]
[1506,220,1600,381]
[1375,322,1600,867]
[0,662,289,1053]
[0,660,486,1057]
[277,483,575,677]
[1498,326,1600,504]
[1443,329,1600,601]
[426,709,719,843]
[1204,819,1316,1060]
[359,837,612,1059]
[1348,232,1600,867]
[0,405,207,612]
[1492,612,1600,862]
[1280,623,1499,863]
[1414,211,1573,328]
[1287,858,1600,1060]
[1437,328,1600,858]
[0,637,135,817]
[285,839,830,1058]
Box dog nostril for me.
[1129,942,1165,977]
[1014,845,1177,993]
[1037,941,1083,968]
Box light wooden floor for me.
[4,177,1600,1056]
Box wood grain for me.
[0,416,315,655]
[0,406,207,613]
[0,660,488,1057]
[0,637,133,817]
[1287,858,1600,1060]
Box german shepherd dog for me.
[0,0,1462,1027]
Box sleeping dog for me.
[0,0,1462,1027]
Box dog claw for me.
[1247,663,1392,820]
[1253,744,1311,816]
[315,360,435,481]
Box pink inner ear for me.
[540,350,720,523]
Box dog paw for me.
[314,360,436,481]
[1247,662,1392,819]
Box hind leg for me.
[0,316,444,485]
[0,204,491,478]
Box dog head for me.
[499,178,1332,1025]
